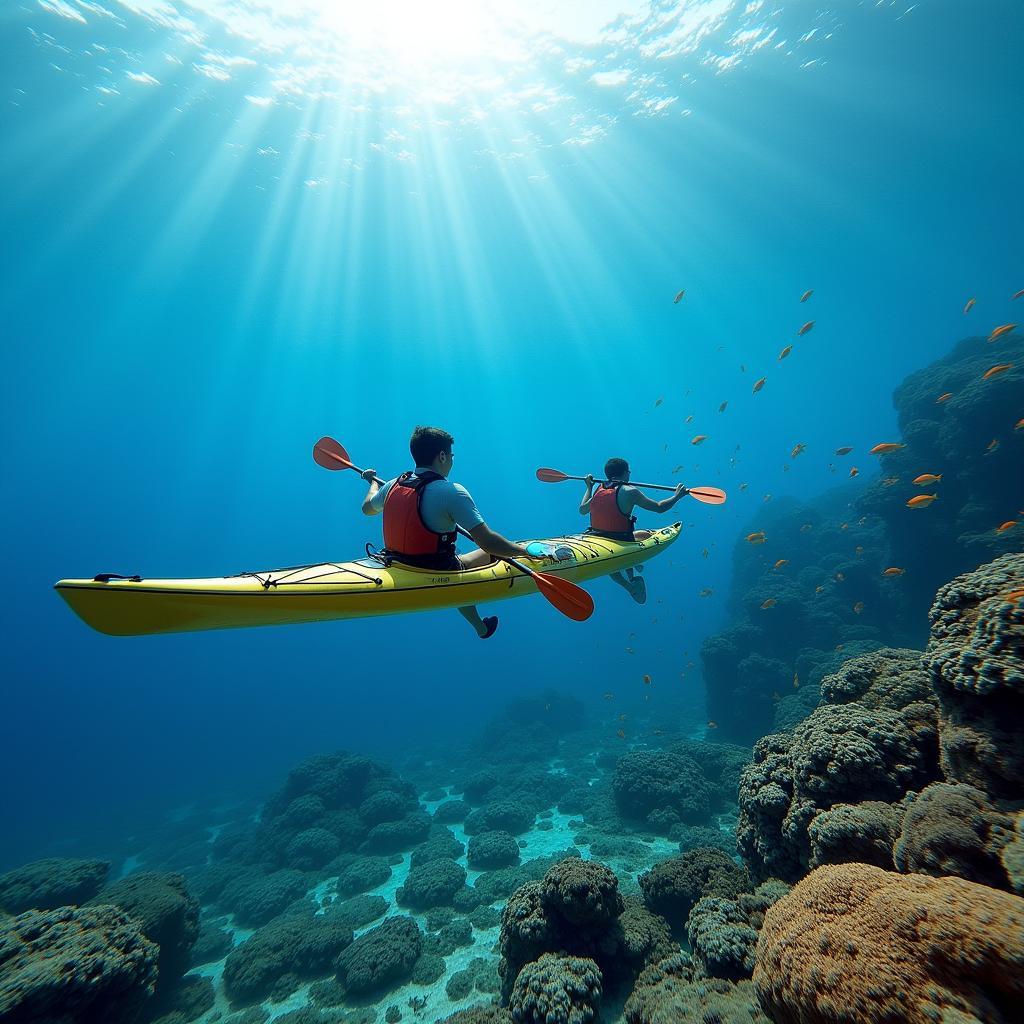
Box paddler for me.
[361,426,540,639]
[579,457,687,604]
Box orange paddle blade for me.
[313,436,353,471]
[532,571,595,621]
[688,486,727,505]
[536,467,570,483]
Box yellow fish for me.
[815,585,825,594]
[773,559,789,570]
[691,434,708,445]
[883,567,905,576]
[913,473,942,485]
[870,442,905,455]
[673,289,685,304]
[907,494,938,508]
[746,531,767,544]
[800,289,813,303]
[983,363,1013,380]
[616,729,626,740]
[752,377,766,394]
[988,323,1016,343]
[996,521,1017,533]
[798,321,814,336]
[778,345,793,361]
[849,467,859,477]
[760,598,776,609]
[963,297,976,314]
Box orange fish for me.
[963,297,976,314]
[760,598,776,609]
[719,401,728,413]
[1015,419,1024,430]
[907,494,938,508]
[882,476,900,487]
[988,324,1016,343]
[778,345,793,361]
[673,289,685,304]
[800,289,813,303]
[870,442,905,455]
[699,588,714,597]
[642,674,652,685]
[707,720,718,729]
[800,523,813,532]
[773,559,789,570]
[798,321,814,336]
[913,473,942,485]
[883,567,905,576]
[853,601,865,615]
[996,521,1017,533]
[752,377,766,394]
[691,435,709,447]
[835,446,853,456]
[983,364,1013,380]
[616,729,626,740]
[791,443,806,458]
[746,531,767,544]
[936,392,953,404]
[1004,588,1024,603]
[987,439,1000,452]
[849,467,859,477]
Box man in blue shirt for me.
[361,425,536,639]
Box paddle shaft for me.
[565,472,684,495]
[325,448,546,580]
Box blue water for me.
[1,0,1022,867]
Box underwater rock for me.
[328,854,392,897]
[219,868,310,926]
[438,1007,513,1024]
[87,871,200,994]
[623,954,768,1024]
[446,956,502,1001]
[807,800,904,871]
[361,812,433,854]
[285,827,341,871]
[410,826,466,868]
[674,824,738,857]
[190,917,233,966]
[922,551,1024,800]
[468,831,521,870]
[324,893,388,931]
[223,912,353,1006]
[893,781,1014,889]
[508,953,601,1024]
[540,858,623,928]
[0,904,159,1023]
[819,646,932,709]
[612,750,713,830]
[396,858,467,910]
[146,974,215,1024]
[465,801,537,837]
[0,857,110,914]
[754,862,1024,1024]
[334,915,422,996]
[615,896,676,976]
[433,799,469,823]
[638,849,749,936]
[358,790,409,826]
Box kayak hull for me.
[54,524,682,636]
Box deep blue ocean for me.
[1,0,1021,888]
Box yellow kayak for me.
[54,523,682,636]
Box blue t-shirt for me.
[370,468,485,534]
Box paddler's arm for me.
[630,484,687,514]
[578,474,596,514]
[467,523,533,560]
[360,468,382,515]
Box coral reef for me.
[467,831,521,870]
[807,800,904,870]
[396,858,467,910]
[638,849,748,934]
[508,953,602,1024]
[754,862,1024,1024]
[334,915,423,997]
[0,857,110,914]
[612,750,713,828]
[0,905,159,1023]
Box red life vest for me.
[382,471,458,560]
[590,482,636,534]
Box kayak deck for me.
[54,524,682,636]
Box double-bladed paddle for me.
[536,467,727,505]
[313,437,594,622]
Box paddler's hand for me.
[584,474,595,487]
[675,484,688,496]
[360,468,377,482]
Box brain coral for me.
[754,862,1024,1024]
[540,858,623,928]
[922,551,1024,799]
[509,953,602,1024]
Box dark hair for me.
[410,426,454,466]
[605,457,629,479]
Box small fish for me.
[853,601,865,615]
[883,567,905,576]
[739,482,749,491]
[840,522,849,531]
[673,289,685,304]
[849,467,859,477]
[740,364,746,373]
[642,674,652,685]
[986,439,1000,452]
[963,297,976,314]
[913,473,942,485]
[800,523,813,532]
[691,434,708,445]
[835,643,845,651]
[760,598,776,609]
[936,392,953,404]
[654,397,663,407]
[800,289,813,303]
[835,446,853,456]
[996,521,1017,533]
[707,720,718,729]
[1016,419,1024,430]
[763,493,773,502]
[815,585,825,594]
[752,376,766,394]
[671,464,683,474]
[791,443,806,458]
[618,713,628,721]
[988,323,1016,343]
[1004,588,1024,603]
[907,494,938,508]
[855,546,864,557]
[870,442,905,455]
[793,670,800,686]
[835,572,845,582]
[798,321,814,336]
[746,531,767,544]
[699,587,714,597]
[702,548,710,558]
[685,414,694,423]
[882,476,900,487]
[625,647,635,654]
[983,363,1013,380]
[616,729,626,740]
[773,559,789,570]
[719,400,729,413]
[663,443,669,452]
[1013,289,1024,301]
[602,692,615,701]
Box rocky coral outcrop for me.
[754,862,1024,1024]
[0,857,110,914]
[334,915,423,997]
[638,848,749,934]
[508,953,602,1024]
[807,799,904,870]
